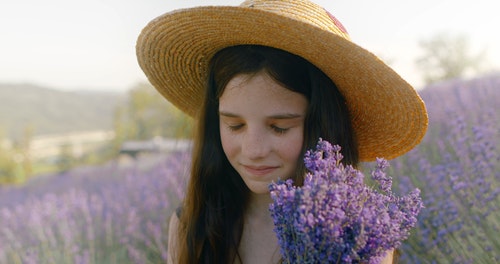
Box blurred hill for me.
[0,83,125,140]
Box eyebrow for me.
[219,111,303,119]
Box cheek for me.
[219,126,237,158]
[280,132,304,163]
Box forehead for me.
[219,72,308,115]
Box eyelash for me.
[228,124,244,131]
[227,124,289,134]
[271,125,288,134]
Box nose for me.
[241,127,270,160]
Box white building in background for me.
[119,137,191,158]
[0,139,12,150]
[29,130,115,160]
[3,130,191,162]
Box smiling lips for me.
[243,165,279,176]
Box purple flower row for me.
[0,151,189,263]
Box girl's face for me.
[219,72,308,194]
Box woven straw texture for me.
[136,0,428,161]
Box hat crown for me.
[240,0,350,40]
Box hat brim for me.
[136,6,428,161]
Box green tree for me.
[56,142,77,173]
[0,133,17,184]
[0,126,34,184]
[114,83,194,142]
[18,125,34,179]
[416,33,488,85]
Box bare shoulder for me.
[381,249,394,264]
[167,213,180,264]
[169,212,180,233]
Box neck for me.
[246,192,274,220]
[238,192,281,264]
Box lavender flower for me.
[269,139,423,264]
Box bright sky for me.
[1,0,499,91]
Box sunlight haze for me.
[0,0,498,91]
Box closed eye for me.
[228,124,244,131]
[271,125,288,134]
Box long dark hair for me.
[176,45,358,263]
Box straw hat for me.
[136,0,428,161]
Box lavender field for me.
[390,73,500,263]
[0,152,190,263]
[1,73,499,263]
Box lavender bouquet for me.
[269,139,423,264]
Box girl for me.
[136,1,427,263]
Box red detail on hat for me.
[324,9,348,34]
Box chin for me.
[246,182,272,195]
